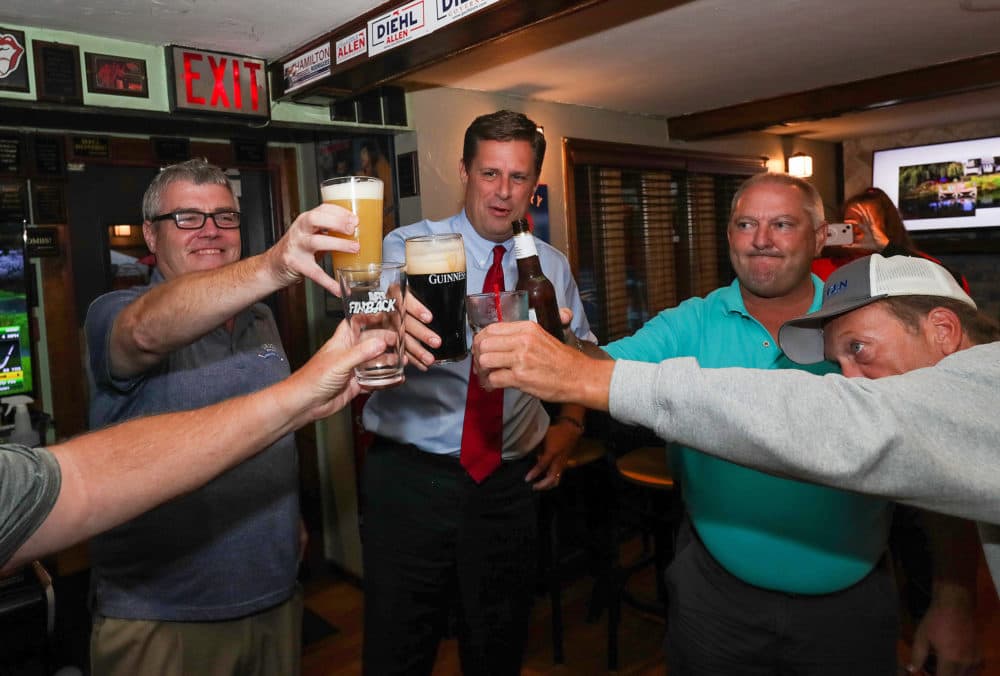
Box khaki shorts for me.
[90,588,302,676]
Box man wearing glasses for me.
[84,159,360,676]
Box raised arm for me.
[478,326,1000,525]
[110,204,360,378]
[473,316,613,410]
[609,345,1000,525]
[2,319,383,574]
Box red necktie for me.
[460,245,506,483]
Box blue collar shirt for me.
[363,210,595,459]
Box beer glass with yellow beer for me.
[321,176,384,270]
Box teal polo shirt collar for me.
[717,275,826,318]
[715,276,826,366]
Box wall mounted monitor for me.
[0,223,33,398]
[872,135,1000,233]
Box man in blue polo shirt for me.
[85,159,363,675]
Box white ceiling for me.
[3,0,1000,141]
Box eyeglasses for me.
[151,210,242,230]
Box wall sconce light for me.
[763,156,786,174]
[536,125,544,136]
[787,152,813,178]
[112,224,133,237]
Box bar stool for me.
[539,435,611,664]
[607,445,678,672]
[0,561,56,672]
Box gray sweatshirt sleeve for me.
[608,342,1000,526]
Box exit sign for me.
[167,46,270,119]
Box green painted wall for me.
[0,23,406,129]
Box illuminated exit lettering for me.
[172,47,269,119]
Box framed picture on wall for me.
[0,28,30,93]
[0,180,29,223]
[33,40,83,104]
[85,52,149,97]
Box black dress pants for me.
[664,519,899,676]
[360,438,539,676]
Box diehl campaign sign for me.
[367,1,433,58]
[433,0,501,28]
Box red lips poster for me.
[0,28,29,92]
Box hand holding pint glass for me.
[338,263,407,389]
[465,290,530,333]
[405,234,468,363]
[466,290,529,387]
[322,176,384,271]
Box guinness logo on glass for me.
[428,272,466,285]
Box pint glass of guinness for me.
[405,233,468,362]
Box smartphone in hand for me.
[825,222,854,246]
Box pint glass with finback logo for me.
[338,262,406,389]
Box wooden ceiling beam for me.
[667,52,1000,141]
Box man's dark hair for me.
[462,110,545,176]
[882,296,1000,346]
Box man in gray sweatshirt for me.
[473,253,999,659]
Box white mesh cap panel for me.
[869,255,976,308]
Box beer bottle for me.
[512,218,564,342]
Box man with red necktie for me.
[361,110,595,675]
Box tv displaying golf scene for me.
[873,136,1000,232]
[0,223,32,397]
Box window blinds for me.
[574,165,748,342]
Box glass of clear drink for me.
[465,290,529,333]
[338,262,407,389]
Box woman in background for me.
[812,186,970,291]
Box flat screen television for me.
[0,223,34,398]
[872,135,1000,235]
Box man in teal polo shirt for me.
[603,172,907,673]
[478,172,980,674]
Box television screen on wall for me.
[0,223,34,398]
[872,135,1000,233]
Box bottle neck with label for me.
[512,218,543,277]
[511,218,564,342]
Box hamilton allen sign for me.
[167,46,269,119]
